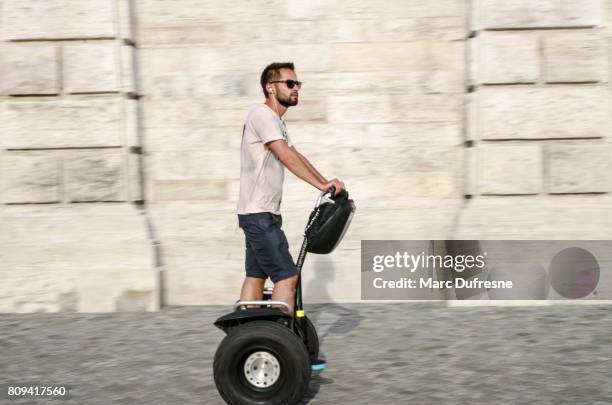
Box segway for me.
[213,187,355,405]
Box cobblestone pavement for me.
[1,303,611,404]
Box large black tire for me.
[303,316,319,361]
[213,321,311,405]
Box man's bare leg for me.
[240,277,266,308]
[272,275,298,314]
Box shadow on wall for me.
[305,256,365,344]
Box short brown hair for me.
[260,62,295,97]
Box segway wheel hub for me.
[243,351,281,388]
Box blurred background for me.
[1,0,611,312]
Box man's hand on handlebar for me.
[322,178,345,196]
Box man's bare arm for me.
[291,146,345,195]
[291,146,327,185]
[267,140,326,190]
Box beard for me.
[277,94,298,107]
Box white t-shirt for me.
[237,104,293,215]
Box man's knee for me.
[245,276,266,286]
[286,274,298,286]
[240,277,266,302]
[276,274,298,288]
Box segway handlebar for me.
[314,186,338,208]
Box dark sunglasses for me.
[269,79,302,90]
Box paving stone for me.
[1,305,611,403]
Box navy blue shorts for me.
[238,213,298,283]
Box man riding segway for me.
[236,62,345,316]
[213,62,354,405]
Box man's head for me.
[260,62,300,107]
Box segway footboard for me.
[214,307,293,334]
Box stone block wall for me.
[137,0,468,304]
[1,1,611,310]
[457,0,612,239]
[0,0,157,312]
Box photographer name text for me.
[372,277,513,289]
